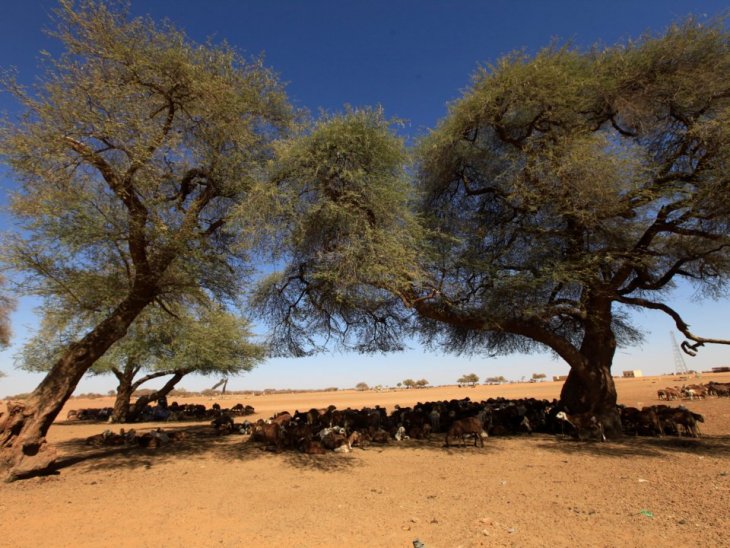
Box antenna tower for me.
[670,332,690,375]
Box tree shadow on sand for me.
[50,423,503,476]
[47,423,729,479]
[535,434,730,459]
[51,423,361,475]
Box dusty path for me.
[1,374,728,547]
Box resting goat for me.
[444,416,488,448]
[555,411,606,442]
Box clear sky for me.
[0,1,728,396]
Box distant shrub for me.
[75,392,105,399]
[4,393,32,400]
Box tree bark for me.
[559,295,622,438]
[126,370,187,423]
[110,364,137,424]
[0,290,156,481]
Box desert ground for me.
[1,373,729,547]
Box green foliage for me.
[532,373,546,380]
[17,302,265,381]
[402,378,415,388]
[0,0,292,365]
[0,274,14,348]
[412,19,730,363]
[257,20,730,387]
[355,382,369,391]
[253,107,423,356]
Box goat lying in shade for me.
[444,416,488,448]
[555,411,606,442]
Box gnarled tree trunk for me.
[0,292,155,481]
[559,296,622,438]
[111,363,137,424]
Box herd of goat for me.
[76,381,730,453]
[657,381,730,400]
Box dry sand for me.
[1,373,728,547]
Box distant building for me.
[622,370,643,378]
[552,375,569,382]
[712,366,730,373]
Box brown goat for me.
[444,416,487,448]
[251,421,283,451]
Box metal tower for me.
[670,332,690,375]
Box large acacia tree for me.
[259,22,730,436]
[0,1,292,479]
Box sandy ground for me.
[1,373,729,547]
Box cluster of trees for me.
[0,2,729,480]
[485,376,508,384]
[458,373,480,387]
[401,379,430,389]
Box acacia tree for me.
[409,21,730,433]
[0,1,291,479]
[458,373,479,387]
[258,22,730,437]
[19,304,265,423]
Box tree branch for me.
[130,368,189,392]
[616,295,730,354]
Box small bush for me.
[4,392,32,400]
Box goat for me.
[444,416,487,448]
[555,411,606,441]
[301,439,327,454]
[620,406,663,436]
[251,421,283,451]
[656,406,704,438]
[662,387,682,401]
[368,429,390,444]
[321,431,348,451]
[211,414,234,435]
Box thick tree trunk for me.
[111,374,134,424]
[0,291,155,481]
[110,359,142,423]
[559,295,622,438]
[559,360,621,437]
[126,371,186,423]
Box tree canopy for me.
[458,373,480,387]
[254,108,422,356]
[0,0,292,478]
[259,19,730,433]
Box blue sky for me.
[1,1,729,396]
